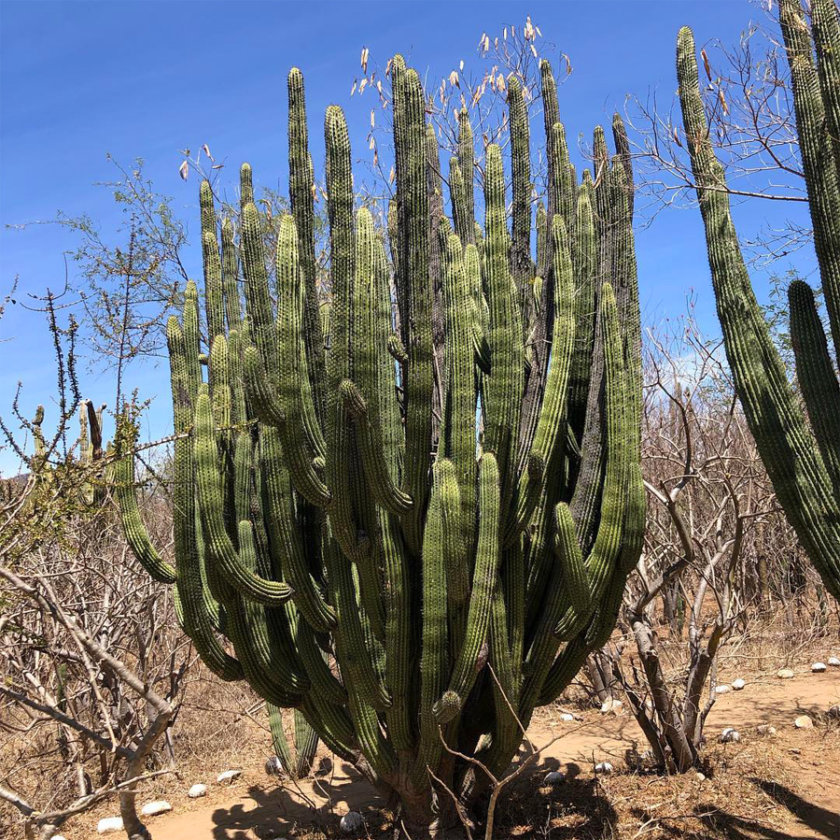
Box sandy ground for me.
[71,667,840,840]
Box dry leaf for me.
[449,70,459,88]
[530,44,537,58]
[212,164,224,170]
[351,80,357,96]
[497,73,506,92]
[701,49,712,81]
[359,78,368,94]
[718,88,729,114]
[361,47,369,73]
[389,165,395,184]
[459,59,464,71]
[179,160,189,181]
[370,109,375,128]
[202,143,213,160]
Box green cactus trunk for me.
[676,1,840,603]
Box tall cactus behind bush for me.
[114,56,643,833]
[676,0,840,603]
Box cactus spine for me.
[115,58,643,830]
[676,0,840,602]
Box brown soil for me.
[65,667,840,840]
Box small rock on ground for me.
[756,724,777,737]
[594,761,614,775]
[600,699,623,714]
[715,684,732,694]
[340,811,365,834]
[140,800,172,817]
[217,769,242,784]
[777,668,795,679]
[543,770,565,785]
[828,656,840,667]
[812,662,827,672]
[794,715,813,729]
[97,817,124,835]
[732,678,746,690]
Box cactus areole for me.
[114,59,643,834]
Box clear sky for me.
[0,0,815,474]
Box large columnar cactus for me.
[676,0,840,603]
[114,56,643,833]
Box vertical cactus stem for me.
[677,24,840,600]
[508,76,533,330]
[568,182,598,448]
[433,453,501,724]
[778,0,840,364]
[457,109,476,243]
[535,201,547,286]
[194,390,294,606]
[274,214,330,507]
[790,279,840,497]
[611,113,634,223]
[202,227,225,347]
[240,163,254,208]
[241,202,279,382]
[166,315,242,680]
[442,234,478,558]
[288,67,328,426]
[324,104,365,562]
[483,144,523,510]
[416,463,449,779]
[221,219,242,333]
[394,66,433,555]
[344,208,412,515]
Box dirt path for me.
[78,669,840,839]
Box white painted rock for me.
[141,800,172,817]
[812,662,827,673]
[715,684,732,694]
[599,699,623,714]
[719,727,740,743]
[828,657,840,667]
[732,678,746,691]
[97,817,124,834]
[543,770,566,786]
[696,772,706,781]
[794,715,813,729]
[340,811,365,834]
[777,668,795,679]
[188,783,208,798]
[558,712,575,722]
[828,704,840,719]
[265,755,285,776]
[756,725,777,737]
[594,761,614,775]
[217,769,242,784]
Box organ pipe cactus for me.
[677,0,840,603]
[114,57,643,833]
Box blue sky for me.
[0,0,815,474]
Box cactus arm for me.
[778,0,840,362]
[393,65,433,555]
[433,453,501,724]
[790,280,840,495]
[416,464,450,778]
[221,218,242,333]
[260,425,336,631]
[483,144,524,510]
[441,233,478,559]
[202,228,226,345]
[288,67,328,426]
[166,316,241,680]
[194,390,293,606]
[457,109,476,245]
[274,215,331,506]
[677,25,840,601]
[508,76,533,329]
